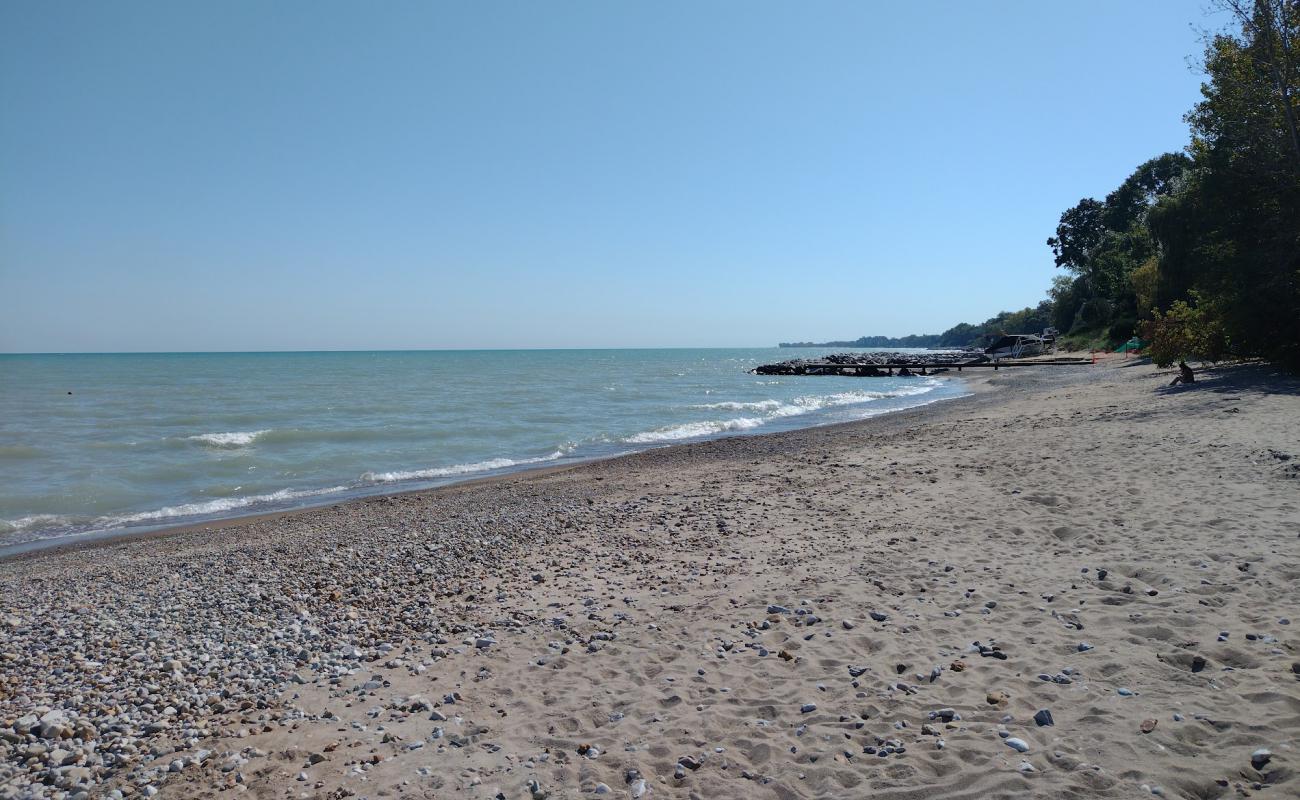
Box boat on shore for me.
[985,328,1058,360]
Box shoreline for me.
[0,375,979,562]
[3,359,1295,800]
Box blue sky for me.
[1,1,1224,351]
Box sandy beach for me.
[2,360,1297,800]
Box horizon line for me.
[0,344,852,356]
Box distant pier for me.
[752,352,1091,376]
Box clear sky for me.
[0,1,1225,352]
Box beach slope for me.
[2,361,1297,799]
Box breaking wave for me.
[0,487,351,541]
[628,382,943,444]
[109,486,350,525]
[623,417,765,443]
[186,430,270,448]
[360,447,573,484]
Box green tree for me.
[1147,0,1300,366]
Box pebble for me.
[1251,748,1271,770]
[1005,738,1030,753]
[1033,709,1054,727]
[800,703,817,713]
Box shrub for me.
[1140,294,1229,367]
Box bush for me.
[1140,294,1229,367]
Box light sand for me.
[2,360,1297,799]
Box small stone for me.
[986,690,1009,706]
[841,620,855,630]
[594,784,611,795]
[1140,719,1157,734]
[1033,709,1054,727]
[1077,642,1094,652]
[1117,687,1135,696]
[800,703,817,713]
[1250,748,1271,770]
[1005,738,1029,753]
[869,611,889,622]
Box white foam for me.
[360,448,571,484]
[691,400,785,412]
[106,485,349,526]
[689,383,941,422]
[0,514,69,535]
[623,417,765,444]
[186,430,270,448]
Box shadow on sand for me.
[1154,361,1300,398]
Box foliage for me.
[1140,295,1230,367]
[1145,0,1300,368]
[1044,154,1191,343]
[935,302,1054,348]
[1036,1,1300,368]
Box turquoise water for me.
[0,349,967,548]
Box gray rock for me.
[1005,737,1030,753]
[1033,709,1054,727]
[1251,748,1271,770]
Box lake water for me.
[0,348,967,549]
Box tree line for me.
[1049,0,1299,367]
[792,2,1298,364]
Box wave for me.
[691,400,786,412]
[627,382,945,445]
[688,382,941,421]
[360,447,573,484]
[0,514,69,535]
[108,485,350,526]
[186,430,270,448]
[623,417,765,444]
[0,485,351,538]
